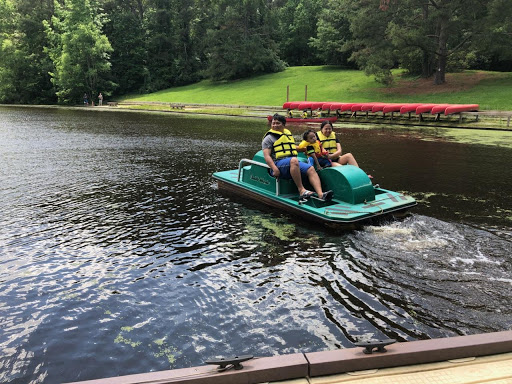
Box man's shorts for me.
[271,157,311,179]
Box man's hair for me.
[272,113,286,126]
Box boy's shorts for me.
[271,157,311,179]
[308,157,332,168]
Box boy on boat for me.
[297,129,341,170]
[262,114,333,201]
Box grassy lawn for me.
[121,66,512,111]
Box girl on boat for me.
[317,120,359,167]
[297,130,341,170]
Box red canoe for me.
[336,103,359,111]
[310,102,325,110]
[430,104,452,115]
[415,104,439,114]
[298,102,313,110]
[400,104,423,114]
[360,103,385,112]
[322,102,345,110]
[372,103,391,112]
[287,102,302,109]
[444,104,479,115]
[339,103,357,111]
[267,115,337,123]
[349,103,365,112]
[359,103,373,112]
[383,103,419,113]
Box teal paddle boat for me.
[213,151,416,227]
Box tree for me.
[0,0,18,102]
[345,0,512,84]
[0,0,55,103]
[103,0,147,95]
[471,0,512,71]
[44,0,114,104]
[144,0,178,91]
[277,0,322,66]
[341,0,397,84]
[205,0,285,81]
[309,0,354,66]
[165,0,206,86]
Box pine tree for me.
[44,0,115,104]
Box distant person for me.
[98,93,103,106]
[297,129,340,170]
[83,93,88,106]
[317,120,359,167]
[262,114,333,201]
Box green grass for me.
[121,66,512,111]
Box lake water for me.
[1,106,511,383]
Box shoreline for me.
[2,103,512,132]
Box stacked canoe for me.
[277,101,479,123]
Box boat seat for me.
[241,152,298,195]
[243,152,374,203]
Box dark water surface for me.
[1,106,511,383]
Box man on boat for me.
[262,114,333,201]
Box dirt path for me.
[380,71,503,95]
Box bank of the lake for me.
[109,66,512,131]
[119,67,512,111]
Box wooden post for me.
[305,85,307,101]
[286,85,289,102]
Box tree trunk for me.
[422,51,434,78]
[421,3,433,77]
[434,13,449,85]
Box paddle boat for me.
[213,151,416,227]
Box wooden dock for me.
[66,331,512,384]
[282,353,512,384]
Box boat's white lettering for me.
[250,175,270,185]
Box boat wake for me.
[345,214,512,337]
[363,216,454,251]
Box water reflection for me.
[0,107,511,384]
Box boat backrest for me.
[320,166,375,204]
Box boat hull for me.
[215,178,415,228]
[213,152,416,228]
